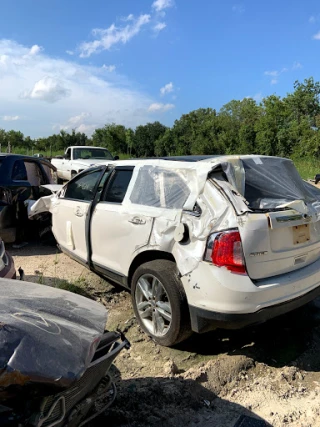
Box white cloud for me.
[21,76,71,103]
[265,68,287,76]
[154,22,167,33]
[148,102,174,112]
[293,61,302,69]
[264,67,288,84]
[264,70,279,77]
[102,64,116,72]
[59,112,94,133]
[0,39,157,137]
[68,112,91,126]
[2,115,20,121]
[66,50,74,56]
[122,14,134,21]
[313,31,320,40]
[76,123,98,134]
[79,14,151,57]
[29,45,42,55]
[232,4,245,13]
[152,0,174,12]
[160,82,174,95]
[309,15,320,23]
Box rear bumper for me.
[189,284,320,333]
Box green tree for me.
[92,124,127,154]
[255,95,289,156]
[133,122,167,157]
[6,130,24,152]
[0,129,7,152]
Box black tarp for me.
[0,279,107,396]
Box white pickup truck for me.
[51,146,118,182]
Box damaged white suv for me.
[30,155,320,346]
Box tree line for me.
[1,77,320,159]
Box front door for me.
[53,168,104,262]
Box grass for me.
[290,155,319,180]
[35,255,92,299]
[54,278,92,298]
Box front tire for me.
[131,260,192,346]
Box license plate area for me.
[293,224,310,245]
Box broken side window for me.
[129,166,191,209]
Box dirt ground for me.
[9,241,320,427]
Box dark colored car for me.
[0,154,57,243]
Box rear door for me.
[90,167,153,277]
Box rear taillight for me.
[205,230,246,274]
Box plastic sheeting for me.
[241,157,320,210]
[129,165,192,209]
[220,158,246,196]
[0,279,107,394]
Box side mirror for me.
[114,155,119,160]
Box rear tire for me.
[131,260,192,346]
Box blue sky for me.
[0,0,319,137]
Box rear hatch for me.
[235,157,320,280]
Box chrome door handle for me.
[128,216,146,225]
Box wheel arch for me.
[128,250,176,289]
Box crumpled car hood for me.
[0,279,107,395]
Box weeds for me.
[291,155,319,180]
[54,278,92,298]
[35,254,92,298]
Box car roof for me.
[147,155,221,162]
[71,146,109,149]
[0,153,56,169]
[108,154,289,168]
[0,153,41,160]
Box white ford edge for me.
[30,155,320,346]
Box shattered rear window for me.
[242,157,317,210]
[130,165,191,209]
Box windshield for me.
[242,157,318,210]
[73,148,113,160]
